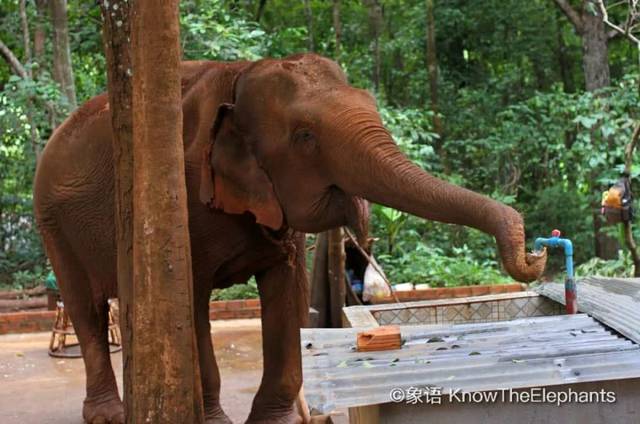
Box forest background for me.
[1,0,639,295]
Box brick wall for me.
[0,300,262,335]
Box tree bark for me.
[581,0,614,258]
[425,0,445,169]
[554,0,610,91]
[100,1,134,421]
[49,0,77,110]
[555,0,615,258]
[34,0,47,77]
[255,0,267,22]
[19,0,41,160]
[130,0,204,421]
[19,0,32,78]
[555,10,575,93]
[581,1,610,91]
[303,0,315,52]
[333,0,342,59]
[363,0,383,91]
[0,38,28,78]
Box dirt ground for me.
[0,318,263,423]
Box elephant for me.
[33,53,547,424]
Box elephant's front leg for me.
[247,237,309,424]
[194,281,232,424]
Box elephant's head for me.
[200,53,546,282]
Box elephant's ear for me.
[199,103,283,230]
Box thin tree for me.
[49,0,77,110]
[303,0,315,51]
[363,0,383,91]
[553,0,612,91]
[554,0,617,258]
[18,0,41,160]
[425,0,443,141]
[34,0,47,74]
[100,0,134,420]
[256,0,267,22]
[555,8,576,93]
[333,0,342,59]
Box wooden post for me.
[310,232,329,327]
[100,0,134,420]
[327,228,346,328]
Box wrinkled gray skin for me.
[33,53,546,424]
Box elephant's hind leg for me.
[43,232,123,424]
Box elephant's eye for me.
[293,128,316,146]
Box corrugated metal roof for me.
[301,314,640,413]
[535,277,640,344]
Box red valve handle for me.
[551,229,561,238]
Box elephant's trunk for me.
[327,108,546,282]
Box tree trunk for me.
[19,0,40,160]
[19,0,31,78]
[554,0,615,258]
[581,2,610,91]
[49,0,77,110]
[425,0,448,174]
[34,0,47,74]
[100,1,134,421]
[303,0,315,52]
[363,0,383,91]
[130,0,204,421]
[555,11,575,93]
[425,0,441,135]
[581,2,615,258]
[333,0,342,59]
[255,0,267,22]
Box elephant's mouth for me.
[283,185,369,244]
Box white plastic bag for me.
[363,257,391,302]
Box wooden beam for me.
[327,228,346,328]
[348,405,379,424]
[310,232,329,327]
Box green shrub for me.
[210,277,259,300]
[575,250,633,278]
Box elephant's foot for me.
[245,407,302,424]
[205,406,233,424]
[82,394,124,424]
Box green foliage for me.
[575,250,634,278]
[181,0,270,61]
[378,244,512,287]
[211,278,259,301]
[2,0,640,291]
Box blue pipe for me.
[534,230,576,314]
